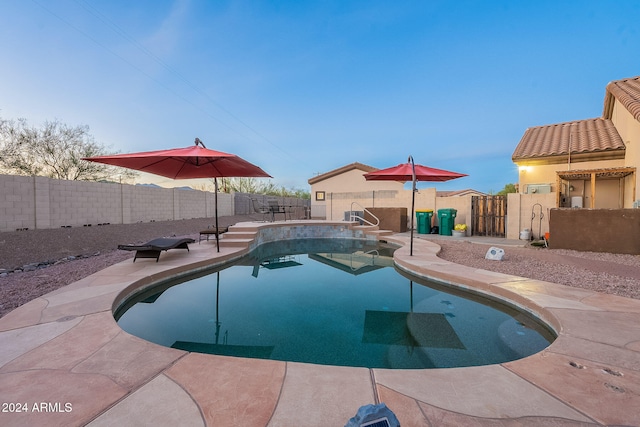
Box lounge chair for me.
[118,237,196,262]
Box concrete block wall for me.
[234,193,309,219]
[173,188,203,220]
[0,175,35,231]
[34,176,51,229]
[129,185,173,223]
[211,192,234,217]
[173,188,233,221]
[0,174,237,232]
[49,179,122,227]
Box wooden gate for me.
[471,196,507,237]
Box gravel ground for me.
[1,217,639,318]
[426,237,640,299]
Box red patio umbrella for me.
[364,156,466,255]
[84,138,271,251]
[363,162,467,182]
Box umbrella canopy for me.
[83,139,271,180]
[364,156,466,256]
[363,163,467,182]
[83,138,271,252]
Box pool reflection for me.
[116,239,554,369]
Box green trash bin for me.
[437,208,457,236]
[415,209,433,234]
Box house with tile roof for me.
[512,75,639,209]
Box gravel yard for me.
[425,237,640,299]
[1,217,639,318]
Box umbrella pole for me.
[410,280,414,312]
[215,272,221,344]
[214,178,220,252]
[409,155,416,256]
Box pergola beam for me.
[555,166,636,208]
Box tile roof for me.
[512,118,625,161]
[603,75,640,121]
[514,75,640,163]
[308,162,378,184]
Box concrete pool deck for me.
[0,220,638,426]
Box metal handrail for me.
[349,250,379,271]
[349,202,379,227]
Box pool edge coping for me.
[1,220,639,426]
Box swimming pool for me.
[116,238,555,369]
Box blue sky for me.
[1,1,639,193]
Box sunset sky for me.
[2,0,639,192]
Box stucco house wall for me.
[517,158,625,194]
[513,76,639,209]
[612,99,640,204]
[506,192,556,240]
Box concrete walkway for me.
[0,221,638,426]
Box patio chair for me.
[267,199,287,221]
[251,198,271,221]
[118,237,195,262]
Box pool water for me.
[116,239,555,369]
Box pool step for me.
[350,224,394,237]
[223,231,258,240]
[219,238,254,248]
[217,229,258,248]
[351,224,378,231]
[364,229,394,238]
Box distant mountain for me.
[136,183,194,190]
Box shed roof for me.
[437,189,486,197]
[308,162,377,185]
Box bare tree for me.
[0,117,135,181]
[217,177,309,198]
